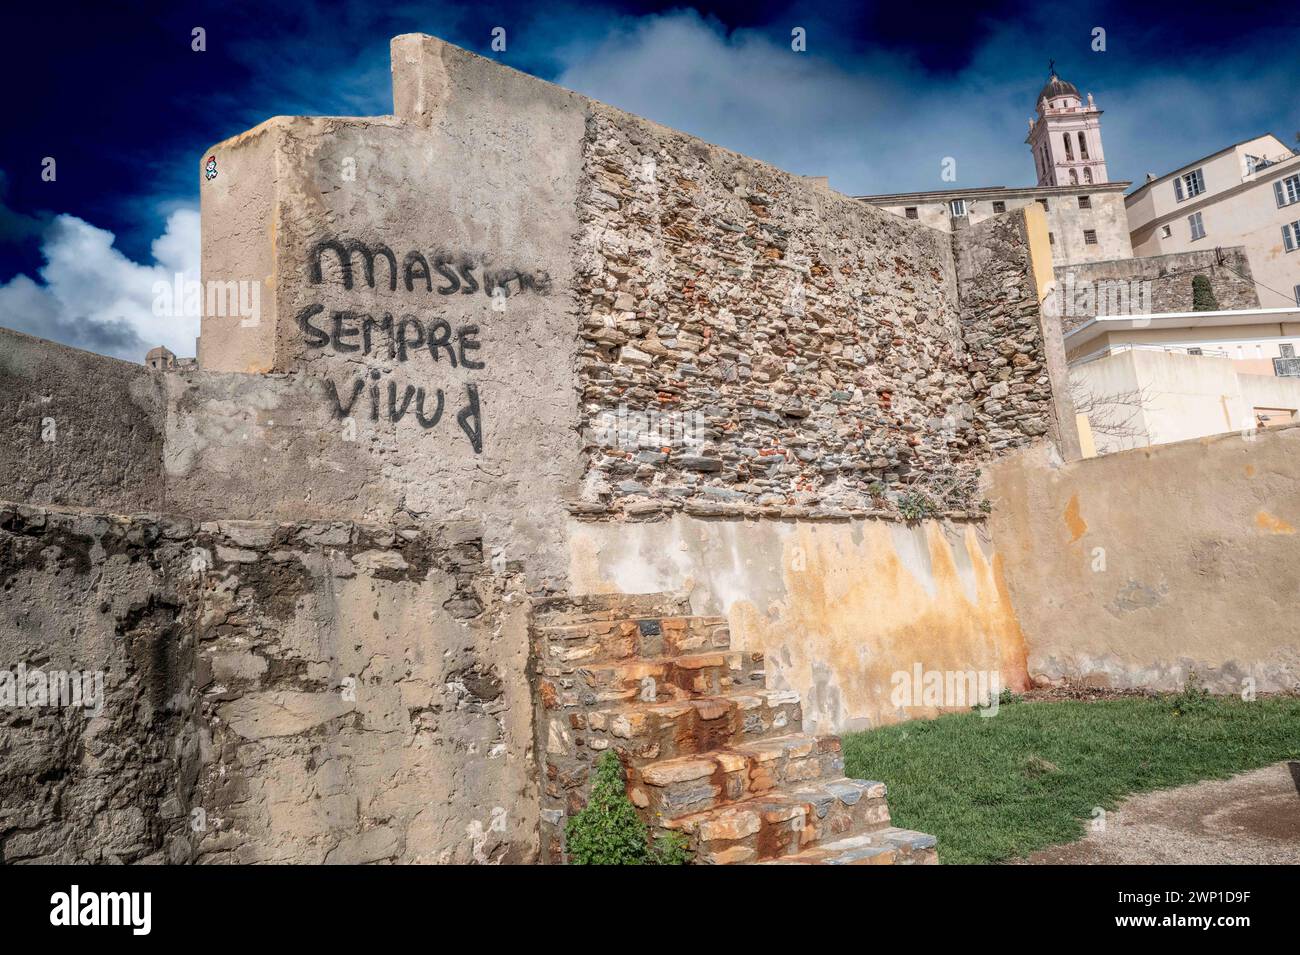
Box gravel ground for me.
[1017,761,1300,864]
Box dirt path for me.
[1019,761,1300,864]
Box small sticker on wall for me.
[204,156,218,181]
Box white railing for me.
[1070,342,1230,366]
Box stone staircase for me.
[533,593,938,865]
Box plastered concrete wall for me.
[197,35,590,585]
[567,514,1029,733]
[1072,348,1300,454]
[0,328,165,513]
[0,502,536,864]
[986,424,1300,693]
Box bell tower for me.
[1025,63,1109,187]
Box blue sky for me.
[1,0,1297,359]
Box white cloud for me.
[0,209,200,362]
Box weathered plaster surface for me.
[987,423,1300,692]
[568,514,1028,733]
[0,328,165,513]
[0,503,536,864]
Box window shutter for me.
[1277,180,1287,208]
[1174,177,1184,201]
[1285,224,1296,253]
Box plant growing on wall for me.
[897,491,938,522]
[565,750,691,864]
[1191,274,1219,311]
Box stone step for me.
[576,688,803,762]
[537,615,731,667]
[531,592,689,627]
[541,651,765,709]
[631,733,843,817]
[759,827,939,865]
[666,779,892,865]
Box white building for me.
[1126,134,1300,309]
[1066,306,1300,454]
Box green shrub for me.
[1170,672,1213,716]
[565,751,692,864]
[650,831,692,865]
[1191,275,1219,311]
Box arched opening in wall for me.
[1069,169,1079,185]
[1063,133,1074,160]
[1078,131,1089,159]
[1084,168,1093,184]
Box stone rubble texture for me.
[573,108,1061,520]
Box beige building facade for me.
[1127,134,1300,309]
[859,183,1133,266]
[858,70,1131,268]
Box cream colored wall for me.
[566,515,1029,734]
[987,425,1300,694]
[1071,348,1300,453]
[1126,139,1300,308]
[876,192,1130,266]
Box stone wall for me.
[953,210,1077,459]
[0,501,536,864]
[986,423,1300,694]
[0,328,165,513]
[0,33,1088,862]
[1056,247,1260,332]
[573,107,987,518]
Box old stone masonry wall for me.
[0,501,536,864]
[572,107,1054,521]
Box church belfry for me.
[1025,64,1109,187]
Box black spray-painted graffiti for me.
[308,238,551,299]
[297,304,482,452]
[301,236,550,454]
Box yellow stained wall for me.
[568,515,1028,733]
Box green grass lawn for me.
[841,692,1300,864]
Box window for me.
[1283,221,1300,253]
[1048,232,1055,245]
[949,199,967,217]
[1078,195,1092,209]
[1174,167,1205,201]
[1037,198,1049,211]
[1275,174,1300,207]
[1188,347,1203,356]
[905,206,918,219]
[1083,168,1093,184]
[992,200,1006,213]
[1295,285,1300,306]
[1077,132,1089,159]
[1063,133,1074,160]
[1083,229,1098,245]
[1160,224,1172,238]
[1069,169,1079,184]
[1189,211,1206,241]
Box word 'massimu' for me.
[50,885,151,935]
[308,238,551,298]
